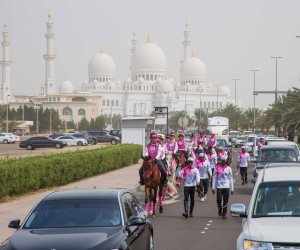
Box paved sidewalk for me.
[0,160,142,242]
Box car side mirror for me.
[8,219,20,229]
[230,204,247,218]
[127,216,146,227]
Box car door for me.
[122,193,149,250]
[60,136,73,146]
[97,132,107,142]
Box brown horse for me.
[142,158,164,215]
[176,151,186,187]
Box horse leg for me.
[144,187,149,212]
[159,186,164,213]
[152,187,157,215]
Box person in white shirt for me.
[237,146,250,184]
[180,157,200,218]
[212,155,234,219]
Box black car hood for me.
[5,227,123,250]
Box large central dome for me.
[180,56,206,85]
[131,41,166,81]
[88,51,116,82]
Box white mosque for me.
[1,11,232,125]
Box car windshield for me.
[258,149,297,163]
[237,136,246,140]
[23,199,122,229]
[216,140,226,147]
[247,137,255,142]
[253,181,300,217]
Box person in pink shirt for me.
[177,132,186,153]
[217,146,228,162]
[207,133,217,148]
[257,137,266,150]
[237,146,250,184]
[189,133,197,151]
[197,131,207,148]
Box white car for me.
[55,135,88,146]
[0,133,14,144]
[7,133,20,143]
[231,164,300,249]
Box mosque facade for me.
[1,11,232,125]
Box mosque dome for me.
[131,41,166,77]
[158,79,173,93]
[60,80,74,94]
[88,51,116,78]
[219,85,231,97]
[180,56,206,83]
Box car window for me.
[258,149,297,163]
[99,132,107,136]
[253,181,300,217]
[122,194,133,219]
[23,199,121,228]
[217,140,226,147]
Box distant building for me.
[2,11,233,125]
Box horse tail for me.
[167,182,178,195]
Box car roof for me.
[261,145,295,150]
[267,141,297,146]
[262,166,300,182]
[43,189,127,201]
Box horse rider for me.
[164,132,179,164]
[257,137,266,150]
[195,152,212,202]
[180,157,200,218]
[189,133,197,151]
[207,132,217,148]
[212,155,234,219]
[177,132,186,153]
[157,134,164,146]
[139,132,168,186]
[237,146,250,185]
[197,131,207,148]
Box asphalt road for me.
[134,148,254,250]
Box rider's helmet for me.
[259,137,265,141]
[170,132,175,137]
[179,132,184,137]
[210,132,215,136]
[149,132,157,139]
[220,155,227,162]
[198,152,205,158]
[187,157,194,164]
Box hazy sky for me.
[1,0,300,109]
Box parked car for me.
[19,136,67,150]
[54,135,88,146]
[252,145,299,183]
[110,129,122,139]
[245,134,257,154]
[234,136,247,148]
[266,140,300,159]
[231,165,300,249]
[2,189,154,250]
[0,133,14,144]
[86,131,120,145]
[216,138,232,163]
[49,133,66,139]
[71,133,97,145]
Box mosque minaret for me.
[0,22,11,104]
[43,9,56,95]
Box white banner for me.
[155,114,167,125]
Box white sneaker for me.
[200,197,205,202]
[204,195,207,200]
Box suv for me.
[109,130,122,139]
[231,165,300,249]
[86,131,120,145]
[252,145,299,183]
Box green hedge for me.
[0,144,142,200]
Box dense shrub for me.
[0,144,142,200]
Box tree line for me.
[0,105,122,133]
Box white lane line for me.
[206,224,211,226]
[201,231,206,234]
[204,227,208,230]
[209,220,213,223]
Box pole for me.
[271,57,282,104]
[217,85,219,112]
[232,78,239,107]
[6,95,10,133]
[199,87,202,130]
[36,104,40,135]
[250,70,259,134]
[49,108,52,134]
[166,107,169,135]
[22,98,25,123]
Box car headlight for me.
[244,240,271,249]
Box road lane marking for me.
[206,224,211,226]
[201,231,206,234]
[204,227,208,230]
[209,220,213,223]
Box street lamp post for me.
[49,107,52,134]
[270,57,282,104]
[35,103,41,134]
[232,78,240,107]
[250,70,259,134]
[199,87,202,130]
[6,94,10,133]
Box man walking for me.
[237,146,250,184]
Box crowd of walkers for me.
[140,130,250,219]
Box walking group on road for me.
[139,130,250,220]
